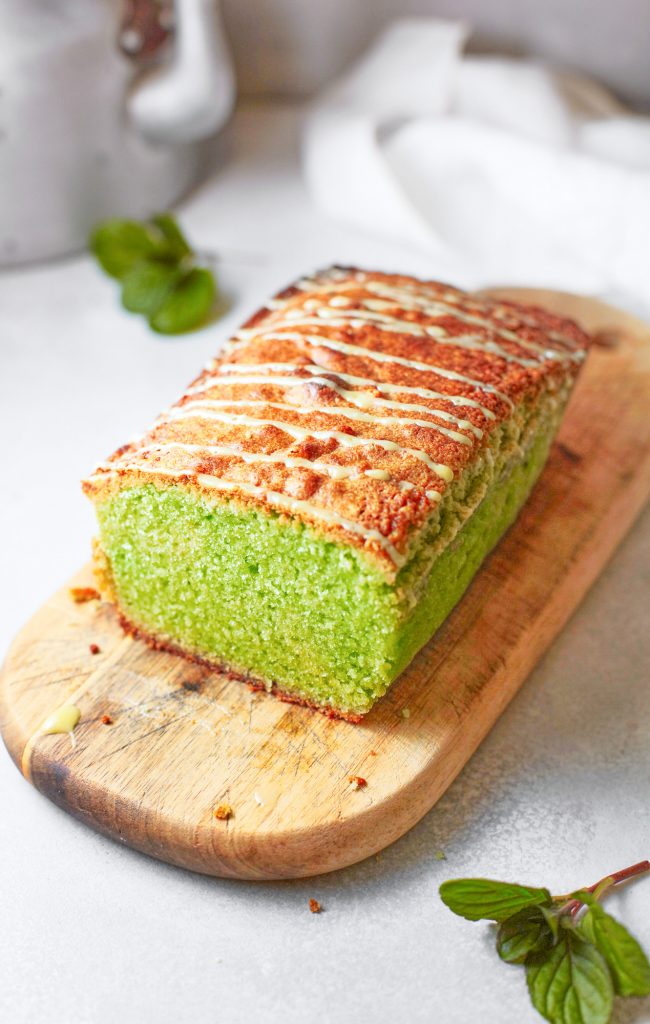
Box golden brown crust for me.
[83,267,590,571]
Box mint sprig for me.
[90,213,217,334]
[439,860,650,1024]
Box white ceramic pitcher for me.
[0,0,235,265]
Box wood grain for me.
[2,289,649,880]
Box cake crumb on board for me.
[214,803,233,821]
[70,587,100,604]
[309,899,322,914]
[348,776,367,790]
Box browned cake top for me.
[84,267,590,574]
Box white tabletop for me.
[2,103,649,1024]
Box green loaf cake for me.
[83,267,590,720]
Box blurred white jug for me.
[0,0,235,265]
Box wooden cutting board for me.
[2,289,649,880]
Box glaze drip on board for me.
[21,704,81,782]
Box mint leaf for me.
[497,907,556,964]
[149,267,216,334]
[152,213,193,260]
[526,934,613,1024]
[439,879,552,922]
[90,221,160,280]
[90,214,218,334]
[121,260,180,316]
[579,904,650,997]
[440,863,650,1024]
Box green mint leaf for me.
[439,879,552,922]
[121,260,180,316]
[151,213,193,260]
[496,907,556,965]
[90,220,160,280]
[90,213,219,334]
[149,267,216,334]
[579,904,650,997]
[526,933,613,1024]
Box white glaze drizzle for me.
[248,310,542,368]
[297,273,584,353]
[228,330,515,409]
[187,370,484,438]
[214,360,496,420]
[99,439,440,494]
[175,396,472,446]
[360,283,583,362]
[165,406,454,482]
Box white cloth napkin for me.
[303,18,650,306]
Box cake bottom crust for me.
[115,610,365,724]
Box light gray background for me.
[1,103,649,1024]
[222,0,650,108]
